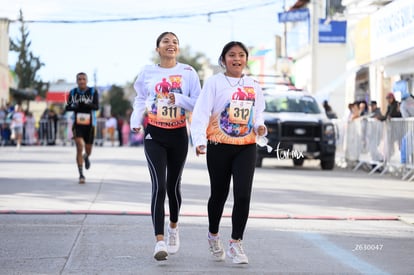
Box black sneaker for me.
[83,154,90,170]
[79,175,85,184]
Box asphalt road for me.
[0,145,413,274]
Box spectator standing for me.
[10,104,25,149]
[95,112,106,146]
[0,105,7,145]
[48,109,58,145]
[350,102,361,121]
[396,80,414,118]
[24,111,37,145]
[394,80,414,164]
[379,93,402,120]
[322,100,338,119]
[0,105,6,123]
[117,115,124,146]
[369,101,383,119]
[190,41,267,264]
[105,114,117,146]
[400,95,414,117]
[359,101,368,116]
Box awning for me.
[46,92,68,103]
[10,88,37,100]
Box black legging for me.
[144,124,188,236]
[206,142,256,240]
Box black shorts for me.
[73,126,95,144]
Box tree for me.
[9,10,48,100]
[101,85,132,118]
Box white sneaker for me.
[208,235,225,261]
[167,227,179,254]
[153,241,168,261]
[227,241,248,264]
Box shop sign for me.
[318,19,347,43]
[278,8,310,23]
[371,0,414,60]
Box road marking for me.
[299,232,390,275]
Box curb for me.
[0,210,402,221]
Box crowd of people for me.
[0,103,135,148]
[343,90,414,122]
[0,103,38,147]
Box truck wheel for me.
[321,156,335,170]
[293,158,304,166]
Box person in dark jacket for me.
[379,92,401,120]
[65,72,99,184]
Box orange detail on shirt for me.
[206,114,256,145]
[147,112,187,129]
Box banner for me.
[319,19,347,44]
[278,8,309,23]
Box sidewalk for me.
[1,146,414,274]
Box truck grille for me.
[281,123,321,138]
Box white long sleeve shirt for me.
[130,63,201,130]
[190,73,265,147]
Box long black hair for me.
[218,41,249,68]
[156,32,179,47]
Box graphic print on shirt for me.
[149,74,186,129]
[207,86,257,145]
[69,92,94,105]
[68,88,96,126]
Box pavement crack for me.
[88,179,104,211]
[59,214,88,274]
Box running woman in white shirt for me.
[130,32,201,261]
[191,41,267,264]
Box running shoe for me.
[227,241,248,264]
[153,241,168,261]
[79,175,85,184]
[83,154,90,170]
[167,227,179,254]
[208,235,225,261]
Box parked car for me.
[257,89,336,170]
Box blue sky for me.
[1,0,289,86]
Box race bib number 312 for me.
[229,100,253,124]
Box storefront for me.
[350,0,414,110]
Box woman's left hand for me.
[257,125,266,136]
[168,93,175,105]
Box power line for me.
[9,1,277,24]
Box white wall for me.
[0,18,9,106]
[315,44,347,117]
[293,43,348,117]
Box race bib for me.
[229,100,253,124]
[76,113,91,125]
[156,98,182,123]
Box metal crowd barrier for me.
[2,116,122,147]
[38,119,56,145]
[95,118,107,146]
[334,117,414,181]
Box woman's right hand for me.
[132,127,141,133]
[195,145,206,156]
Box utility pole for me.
[311,0,319,94]
[0,18,10,105]
[283,0,287,57]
